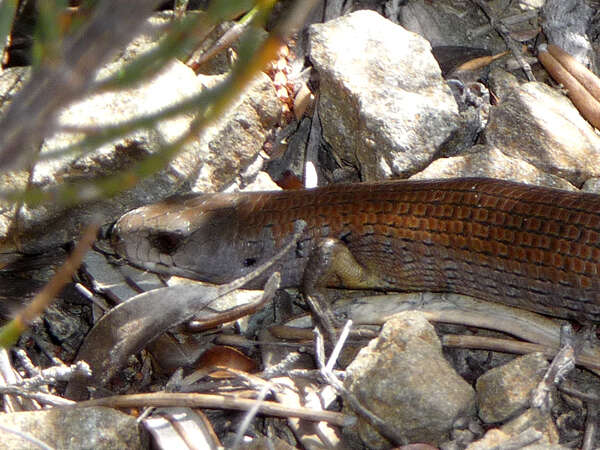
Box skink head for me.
[111,193,268,283]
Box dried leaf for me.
[431,46,491,77]
[196,345,257,378]
[455,50,509,72]
[65,273,280,400]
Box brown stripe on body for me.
[111,178,600,322]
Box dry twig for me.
[582,402,598,450]
[315,322,407,446]
[442,334,600,371]
[470,0,535,81]
[76,392,349,426]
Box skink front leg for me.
[302,237,390,342]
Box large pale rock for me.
[0,407,145,449]
[411,145,576,191]
[485,80,600,186]
[343,311,475,448]
[308,10,460,181]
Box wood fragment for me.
[76,392,350,426]
[442,334,600,371]
[547,44,600,102]
[538,44,600,129]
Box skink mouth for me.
[106,225,123,255]
[130,260,212,281]
[102,219,119,242]
[107,222,129,259]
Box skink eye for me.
[148,231,184,255]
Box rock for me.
[465,428,512,450]
[43,304,87,356]
[0,406,145,449]
[308,10,460,181]
[411,145,576,191]
[583,177,600,194]
[467,408,562,449]
[501,408,560,445]
[80,250,164,303]
[484,76,600,186]
[343,311,475,448]
[398,0,504,52]
[441,81,490,156]
[0,67,29,109]
[265,118,312,184]
[476,353,548,424]
[542,0,596,70]
[487,67,521,100]
[192,72,280,192]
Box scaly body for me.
[111,178,600,323]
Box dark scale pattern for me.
[231,179,600,322]
[112,178,600,323]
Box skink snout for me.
[108,216,133,261]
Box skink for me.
[110,178,600,323]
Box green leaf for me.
[0,319,25,349]
[0,0,19,57]
[206,0,255,22]
[32,0,69,66]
